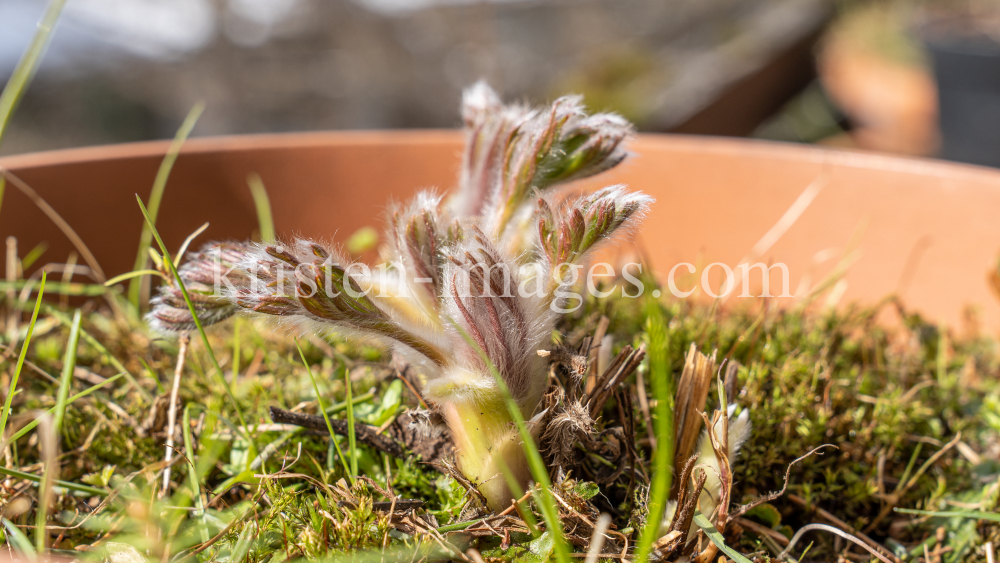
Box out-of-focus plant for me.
[149,82,652,510]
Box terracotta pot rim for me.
[2,128,1000,330]
[3,130,999,185]
[629,134,1000,184]
[0,129,465,171]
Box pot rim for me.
[3,130,1000,186]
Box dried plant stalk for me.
[671,343,716,488]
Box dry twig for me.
[161,332,189,497]
[733,444,838,518]
[269,406,407,459]
[787,494,901,563]
[779,523,892,563]
[1,170,106,282]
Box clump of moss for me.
[575,287,1000,562]
[4,269,1000,561]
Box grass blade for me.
[34,414,57,552]
[247,173,275,242]
[0,0,68,148]
[138,356,165,394]
[343,361,358,476]
[134,195,252,442]
[232,317,241,382]
[183,403,211,544]
[894,508,1000,523]
[1,279,111,297]
[128,102,205,308]
[295,338,353,483]
[105,270,169,286]
[489,367,568,563]
[494,455,540,534]
[2,171,107,283]
[21,242,47,270]
[693,513,754,563]
[183,403,203,507]
[2,517,36,556]
[0,272,45,440]
[635,305,674,563]
[49,348,81,408]
[174,221,210,267]
[0,465,108,497]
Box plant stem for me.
[0,273,44,441]
[295,338,353,484]
[446,317,570,563]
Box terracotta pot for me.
[1,131,999,332]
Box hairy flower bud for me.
[538,185,654,268]
[147,242,249,332]
[455,82,634,239]
[149,82,652,510]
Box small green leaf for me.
[213,469,260,494]
[228,520,258,563]
[744,502,782,528]
[479,531,556,563]
[223,437,253,476]
[369,379,403,426]
[528,531,555,559]
[103,542,149,563]
[81,465,117,488]
[573,481,601,501]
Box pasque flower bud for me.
[150,82,653,510]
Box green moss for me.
[5,284,1000,560]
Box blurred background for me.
[2,0,1000,167]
